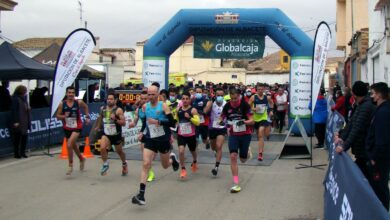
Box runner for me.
[193,87,211,149]
[248,84,274,161]
[131,85,179,206]
[220,87,254,193]
[56,86,90,175]
[93,93,127,176]
[204,88,227,176]
[129,91,156,182]
[176,92,200,179]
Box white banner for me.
[142,57,166,89]
[311,22,332,114]
[290,57,312,118]
[50,29,96,116]
[122,111,142,149]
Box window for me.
[283,56,289,63]
[232,74,237,79]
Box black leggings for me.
[12,129,27,157]
[275,110,286,132]
[314,123,326,145]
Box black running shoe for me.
[211,167,218,176]
[170,152,179,171]
[131,194,145,206]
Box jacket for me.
[340,96,376,158]
[366,101,390,161]
[313,95,328,124]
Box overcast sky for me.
[1,0,342,55]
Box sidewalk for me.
[0,134,327,220]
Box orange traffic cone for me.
[59,137,68,159]
[82,137,94,158]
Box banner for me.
[50,29,96,117]
[290,57,312,118]
[122,111,142,149]
[194,35,265,59]
[142,57,166,89]
[311,22,332,114]
[0,103,101,157]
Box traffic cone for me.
[82,137,94,158]
[59,137,68,159]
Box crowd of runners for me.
[56,81,290,206]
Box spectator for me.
[30,87,49,108]
[10,85,31,158]
[83,83,99,103]
[333,82,341,102]
[312,88,328,148]
[332,90,347,118]
[0,80,12,111]
[343,87,352,123]
[335,81,376,180]
[275,87,288,133]
[365,82,390,211]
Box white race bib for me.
[104,124,117,135]
[212,120,224,129]
[65,117,77,128]
[199,115,205,124]
[232,120,246,133]
[148,124,165,138]
[255,104,266,114]
[179,122,193,135]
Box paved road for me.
[0,136,327,220]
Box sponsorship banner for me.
[194,35,265,59]
[122,111,142,149]
[0,103,101,157]
[324,112,390,220]
[51,29,96,117]
[311,22,332,114]
[142,57,166,89]
[290,57,312,118]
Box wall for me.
[245,73,289,85]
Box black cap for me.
[352,81,368,97]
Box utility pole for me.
[78,0,83,28]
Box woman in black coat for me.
[11,85,31,158]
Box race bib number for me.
[65,117,77,128]
[148,124,165,138]
[104,124,117,135]
[179,122,193,135]
[199,115,205,123]
[256,104,266,114]
[212,120,224,129]
[232,120,246,133]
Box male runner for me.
[193,87,211,149]
[56,86,90,175]
[94,93,127,176]
[204,88,227,176]
[248,85,273,161]
[131,85,179,206]
[176,92,200,179]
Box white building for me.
[366,0,390,84]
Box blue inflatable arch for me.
[143,8,314,133]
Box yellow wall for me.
[336,0,368,54]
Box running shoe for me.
[122,163,128,176]
[66,166,73,175]
[180,168,187,179]
[257,153,263,161]
[211,167,218,176]
[230,185,241,193]
[79,157,86,171]
[170,153,179,171]
[100,163,109,176]
[147,169,155,182]
[191,162,198,173]
[131,194,146,206]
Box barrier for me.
[323,111,390,219]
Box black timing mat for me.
[108,147,278,166]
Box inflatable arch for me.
[142,8,314,133]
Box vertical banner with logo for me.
[290,57,312,118]
[50,29,96,116]
[311,22,332,114]
[142,57,166,89]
